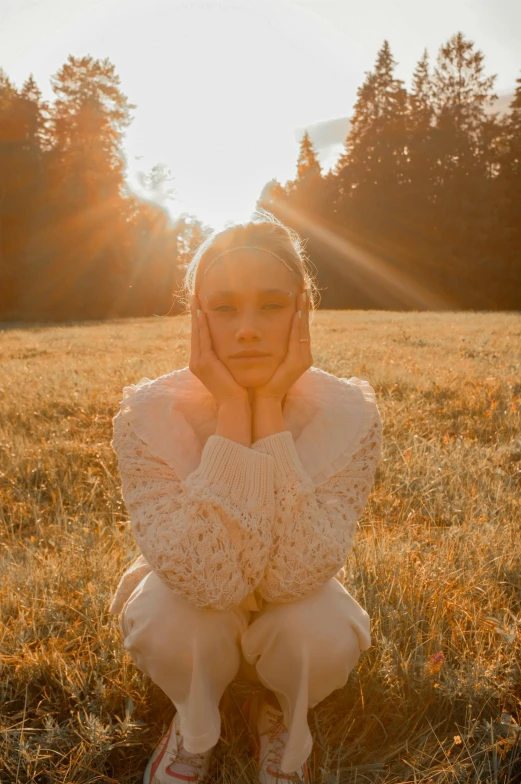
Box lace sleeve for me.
[111,411,275,610]
[251,407,382,603]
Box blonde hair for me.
[179,208,320,322]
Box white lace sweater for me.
[109,365,383,614]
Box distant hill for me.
[296,91,515,173]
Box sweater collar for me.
[117,365,376,486]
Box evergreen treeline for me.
[1,33,520,321]
[0,56,212,322]
[261,34,521,311]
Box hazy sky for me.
[1,0,519,230]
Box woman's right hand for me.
[189,294,250,407]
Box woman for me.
[109,211,383,783]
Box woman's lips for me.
[230,355,270,360]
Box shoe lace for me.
[169,729,209,774]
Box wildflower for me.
[428,651,445,674]
[453,735,462,745]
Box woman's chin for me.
[230,366,274,388]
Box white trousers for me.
[119,571,371,773]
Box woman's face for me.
[197,248,303,389]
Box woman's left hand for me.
[253,290,312,402]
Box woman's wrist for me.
[252,394,286,442]
[215,397,252,447]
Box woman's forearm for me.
[252,395,287,443]
[215,398,252,447]
[215,395,287,447]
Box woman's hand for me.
[253,290,312,403]
[189,294,250,407]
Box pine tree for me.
[429,32,498,297]
[296,131,322,181]
[430,31,497,202]
[432,32,497,136]
[257,178,289,214]
[502,74,521,178]
[409,50,434,133]
[401,50,437,251]
[0,72,50,317]
[20,75,49,150]
[494,74,521,304]
[334,40,408,232]
[406,48,435,190]
[285,130,323,212]
[0,71,21,315]
[49,55,135,209]
[334,41,407,208]
[40,56,136,319]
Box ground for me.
[1,309,520,783]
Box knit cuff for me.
[252,431,312,484]
[186,434,275,509]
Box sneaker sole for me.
[143,713,211,784]
[143,715,177,783]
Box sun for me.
[119,1,311,230]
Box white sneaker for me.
[143,711,213,783]
[256,700,310,784]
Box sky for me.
[1,0,520,231]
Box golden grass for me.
[1,310,520,783]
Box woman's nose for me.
[235,310,262,337]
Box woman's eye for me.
[213,303,284,312]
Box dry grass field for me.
[1,310,520,784]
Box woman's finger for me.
[299,290,312,364]
[298,291,308,346]
[190,294,200,366]
[286,305,301,362]
[303,290,311,345]
[197,302,214,357]
[286,291,306,363]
